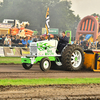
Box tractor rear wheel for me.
[61,45,84,71]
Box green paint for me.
[75,57,78,61]
[21,57,56,64]
[55,57,61,62]
[45,50,54,55]
[34,57,56,63]
[45,52,54,55]
[37,42,52,51]
[21,58,31,64]
[37,42,54,55]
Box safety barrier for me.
[0,47,30,57]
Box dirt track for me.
[1,84,100,100]
[0,64,100,79]
[0,64,100,100]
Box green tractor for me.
[21,32,84,71]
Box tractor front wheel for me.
[22,63,33,70]
[40,58,51,71]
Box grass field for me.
[0,78,100,86]
[0,57,21,64]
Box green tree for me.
[50,0,80,36]
[91,13,100,21]
[0,0,80,36]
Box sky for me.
[69,0,100,19]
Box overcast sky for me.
[70,0,100,19]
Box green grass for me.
[0,78,100,86]
[0,57,21,64]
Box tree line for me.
[0,0,80,36]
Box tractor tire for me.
[61,45,84,71]
[40,58,51,71]
[22,63,33,70]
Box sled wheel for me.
[40,58,51,71]
[62,45,84,71]
[22,63,33,70]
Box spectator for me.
[77,40,81,46]
[26,37,29,44]
[97,41,100,49]
[74,40,77,44]
[15,35,20,44]
[0,36,3,46]
[84,40,89,49]
[18,37,22,44]
[0,35,2,40]
[4,34,9,46]
[11,36,17,47]
[8,35,12,47]
[81,38,86,49]
[79,40,82,46]
[22,37,27,47]
[2,35,5,43]
[33,36,37,42]
[88,40,92,49]
[38,35,45,41]
[32,36,35,42]
[38,35,43,41]
[0,36,2,41]
[91,42,96,49]
[18,37,24,47]
[28,37,32,46]
[4,35,11,47]
[11,36,16,44]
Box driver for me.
[57,31,69,53]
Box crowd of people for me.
[0,34,100,50]
[0,34,49,47]
[74,38,100,49]
[0,34,37,47]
